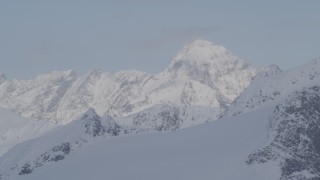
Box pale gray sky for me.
[1,0,320,79]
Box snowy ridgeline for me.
[0,40,320,180]
[0,108,124,179]
[0,99,219,178]
[0,39,279,125]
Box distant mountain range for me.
[0,40,319,180]
[0,40,278,125]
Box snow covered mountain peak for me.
[80,108,99,121]
[166,39,252,86]
[34,69,77,81]
[80,108,111,137]
[170,39,228,64]
[175,39,229,61]
[253,64,282,79]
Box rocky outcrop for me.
[0,108,121,179]
[247,86,320,180]
[132,104,182,131]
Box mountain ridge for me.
[0,39,277,126]
[0,108,125,179]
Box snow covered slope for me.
[0,108,125,179]
[0,40,275,126]
[224,58,320,117]
[0,108,56,156]
[4,104,280,180]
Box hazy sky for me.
[1,0,320,79]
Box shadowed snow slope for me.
[0,108,57,156]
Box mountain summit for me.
[170,39,239,64]
[168,39,248,76]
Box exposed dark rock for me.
[19,163,33,175]
[81,108,106,137]
[52,142,71,154]
[50,155,65,162]
[133,105,182,131]
[82,108,121,137]
[84,116,106,137]
[247,86,320,180]
[1,108,125,179]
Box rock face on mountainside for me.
[81,108,121,137]
[209,58,320,179]
[0,40,273,125]
[129,103,217,131]
[132,104,181,131]
[0,108,122,179]
[247,86,320,180]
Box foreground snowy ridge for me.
[0,108,126,179]
[2,104,279,180]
